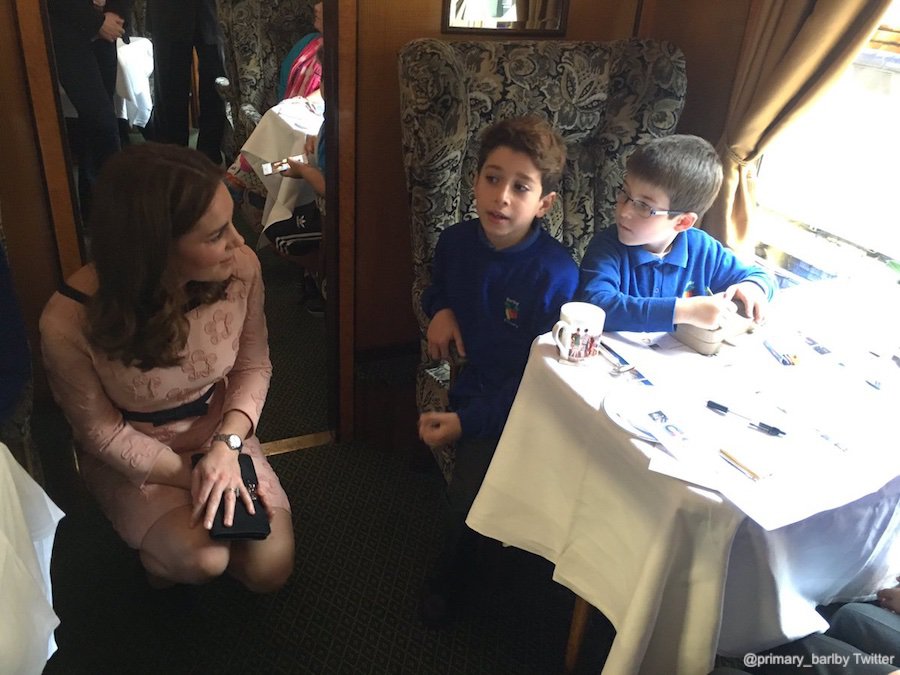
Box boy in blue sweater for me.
[418,115,578,627]
[578,134,774,332]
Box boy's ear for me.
[536,191,557,217]
[673,211,698,232]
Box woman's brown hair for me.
[87,143,229,370]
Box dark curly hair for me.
[476,115,567,195]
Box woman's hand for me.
[190,446,254,530]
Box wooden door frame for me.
[9,0,83,279]
[328,0,357,441]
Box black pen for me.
[707,400,786,436]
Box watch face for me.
[215,433,243,450]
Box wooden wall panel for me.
[0,0,76,403]
[637,0,751,143]
[354,0,638,352]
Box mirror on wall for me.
[442,0,568,35]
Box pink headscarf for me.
[284,35,323,100]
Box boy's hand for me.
[674,294,734,330]
[724,281,768,324]
[426,308,466,360]
[418,411,462,448]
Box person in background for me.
[40,143,294,592]
[709,581,900,674]
[225,4,325,315]
[47,0,132,219]
[578,134,775,332]
[825,580,900,666]
[416,115,579,628]
[224,1,323,202]
[272,44,327,316]
[147,0,226,164]
[278,1,324,102]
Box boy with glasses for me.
[578,134,774,332]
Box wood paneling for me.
[637,0,751,142]
[353,0,639,352]
[333,0,358,439]
[0,0,78,403]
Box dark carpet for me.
[254,245,329,442]
[41,438,612,674]
[239,216,329,442]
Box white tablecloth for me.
[238,97,324,235]
[0,442,64,674]
[467,320,900,673]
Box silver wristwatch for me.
[212,433,243,452]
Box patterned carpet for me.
[42,439,614,674]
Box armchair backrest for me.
[217,0,318,148]
[398,38,686,330]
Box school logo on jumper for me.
[682,280,698,297]
[504,298,520,327]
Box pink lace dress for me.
[39,246,290,548]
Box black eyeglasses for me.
[615,187,685,219]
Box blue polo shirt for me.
[578,226,774,332]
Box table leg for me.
[565,595,594,673]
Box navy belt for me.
[120,384,216,426]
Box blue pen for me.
[763,340,792,366]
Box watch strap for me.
[212,433,243,451]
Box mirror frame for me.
[441,0,569,36]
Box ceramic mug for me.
[552,302,606,364]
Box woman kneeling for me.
[40,143,294,592]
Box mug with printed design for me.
[552,302,606,364]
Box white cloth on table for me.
[467,338,742,674]
[720,479,900,655]
[0,442,64,675]
[238,97,325,237]
[467,333,900,674]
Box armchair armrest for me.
[422,344,468,391]
[215,76,232,99]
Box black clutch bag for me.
[191,453,271,540]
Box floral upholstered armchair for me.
[216,0,318,159]
[398,38,687,482]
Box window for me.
[754,2,900,288]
